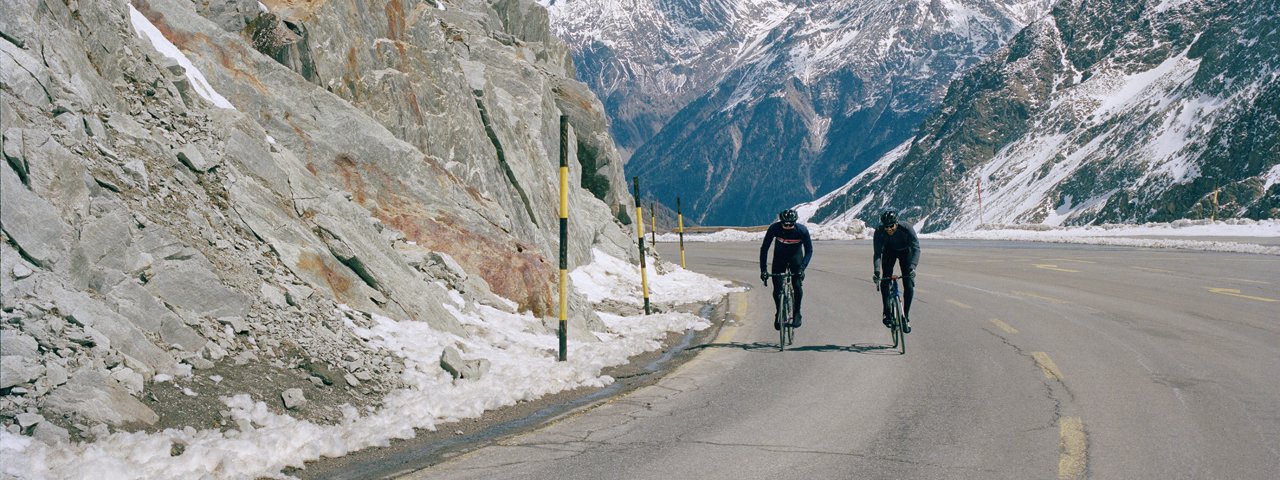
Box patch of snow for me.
[128,5,235,110]
[0,246,736,479]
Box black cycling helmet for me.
[778,209,799,224]
[879,210,898,227]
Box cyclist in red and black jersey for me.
[759,209,814,330]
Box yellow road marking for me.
[1013,290,1070,305]
[947,299,972,309]
[990,319,1018,334]
[1132,266,1174,273]
[1205,288,1278,303]
[1035,264,1081,273]
[1032,352,1063,380]
[1058,417,1087,480]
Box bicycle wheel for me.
[889,295,900,349]
[778,293,788,351]
[895,298,906,355]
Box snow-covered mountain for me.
[544,0,1050,225]
[805,0,1280,232]
[538,0,792,160]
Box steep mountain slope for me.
[2,0,633,445]
[548,0,1050,225]
[538,0,792,160]
[807,0,1279,231]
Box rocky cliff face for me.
[807,0,1279,231]
[1,0,634,442]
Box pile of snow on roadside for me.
[0,252,729,479]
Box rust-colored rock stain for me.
[297,250,353,300]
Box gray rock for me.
[40,279,177,375]
[260,283,288,308]
[109,368,145,395]
[2,128,27,182]
[107,282,207,352]
[439,346,489,381]
[43,369,159,426]
[121,159,149,190]
[15,412,43,429]
[343,373,360,387]
[1,161,69,267]
[84,115,107,139]
[1,356,44,389]
[185,356,214,370]
[233,351,257,366]
[175,145,215,173]
[32,421,71,445]
[11,262,34,279]
[45,362,69,387]
[284,284,314,306]
[0,39,51,110]
[144,259,251,319]
[281,388,306,409]
[218,317,251,334]
[0,329,40,358]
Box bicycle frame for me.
[767,272,796,351]
[878,274,906,354]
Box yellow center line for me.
[1058,416,1087,480]
[1032,352,1063,380]
[1013,290,1070,305]
[947,299,972,309]
[1205,288,1278,303]
[1132,266,1174,273]
[990,319,1018,334]
[1035,264,1081,273]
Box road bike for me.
[766,272,796,351]
[876,274,906,354]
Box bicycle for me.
[876,274,906,354]
[765,272,797,351]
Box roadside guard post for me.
[558,116,569,361]
[633,177,652,314]
[650,202,657,249]
[676,196,686,268]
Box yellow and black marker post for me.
[633,177,652,314]
[557,116,569,361]
[676,196,686,269]
[650,202,657,249]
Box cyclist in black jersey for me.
[760,209,814,330]
[873,210,919,333]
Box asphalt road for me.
[400,240,1280,479]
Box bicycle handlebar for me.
[874,274,901,291]
[762,272,794,286]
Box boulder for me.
[439,346,489,381]
[144,258,251,319]
[0,329,40,358]
[1,356,44,389]
[281,388,307,409]
[1,161,69,267]
[43,369,159,426]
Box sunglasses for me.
[782,222,796,228]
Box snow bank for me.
[0,252,734,479]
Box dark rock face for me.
[811,0,1279,231]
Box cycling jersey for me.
[759,222,813,273]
